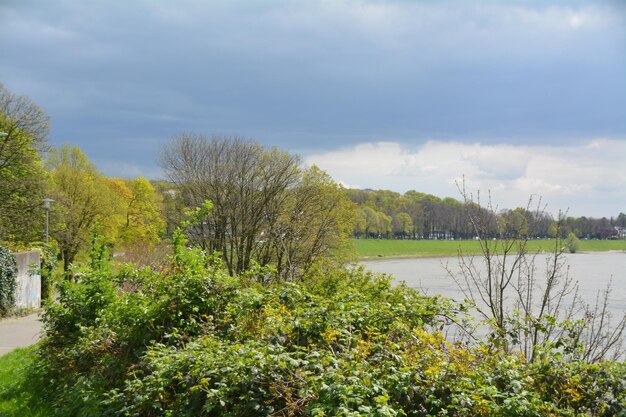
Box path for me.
[0,313,42,356]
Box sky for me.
[1,0,625,217]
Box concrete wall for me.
[14,250,41,309]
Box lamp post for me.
[43,198,54,244]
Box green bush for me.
[32,240,626,416]
[0,245,17,316]
[565,232,581,253]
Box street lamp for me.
[43,198,54,244]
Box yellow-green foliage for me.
[105,176,165,246]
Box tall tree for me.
[393,212,413,239]
[161,134,300,276]
[360,206,379,238]
[106,177,164,246]
[353,208,367,238]
[376,211,392,238]
[47,145,110,272]
[123,177,164,244]
[160,133,353,278]
[617,213,626,228]
[0,85,50,245]
[261,166,355,279]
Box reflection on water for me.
[362,252,626,321]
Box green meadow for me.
[0,346,52,417]
[353,238,626,258]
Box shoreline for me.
[358,249,626,261]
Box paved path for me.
[0,313,43,356]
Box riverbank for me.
[354,238,626,259]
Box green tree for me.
[47,145,111,272]
[125,177,164,244]
[376,211,392,238]
[0,85,50,245]
[361,206,379,238]
[499,207,532,238]
[106,177,164,246]
[353,208,367,238]
[393,212,413,239]
[261,166,355,279]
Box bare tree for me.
[159,133,353,279]
[450,183,625,363]
[0,84,49,166]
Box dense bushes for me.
[33,241,626,416]
[0,246,17,316]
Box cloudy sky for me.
[1,0,624,217]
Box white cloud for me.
[306,139,626,217]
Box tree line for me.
[347,188,626,240]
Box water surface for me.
[362,252,626,320]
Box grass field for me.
[0,346,51,417]
[353,238,626,258]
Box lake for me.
[362,252,626,324]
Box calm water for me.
[362,252,626,320]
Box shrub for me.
[33,240,626,416]
[0,246,17,316]
[566,232,581,253]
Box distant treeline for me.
[347,189,626,240]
